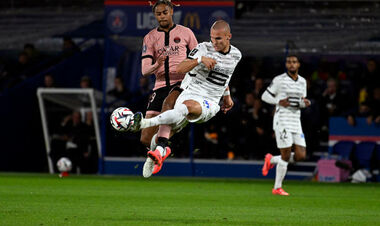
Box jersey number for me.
[206,71,229,86]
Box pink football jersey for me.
[142,24,198,90]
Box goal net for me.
[37,88,103,174]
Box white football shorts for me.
[174,91,220,124]
[275,128,306,149]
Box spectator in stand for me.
[320,78,354,138]
[62,37,80,58]
[3,52,31,88]
[253,77,265,97]
[23,43,41,64]
[361,59,379,94]
[366,87,380,125]
[107,76,131,100]
[59,111,92,173]
[0,58,11,91]
[80,76,92,88]
[131,76,152,112]
[43,74,56,88]
[80,111,98,173]
[12,52,31,78]
[238,92,272,159]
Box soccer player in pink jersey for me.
[140,0,198,169]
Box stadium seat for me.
[354,142,376,169]
[375,145,380,182]
[332,141,355,159]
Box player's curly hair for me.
[286,54,300,62]
[150,0,178,13]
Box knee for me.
[281,155,290,162]
[280,147,292,162]
[281,152,291,162]
[295,148,306,161]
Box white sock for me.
[150,133,157,151]
[270,152,295,164]
[274,159,288,189]
[141,104,188,129]
[289,152,295,164]
[156,145,166,157]
[270,155,281,164]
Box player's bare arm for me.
[221,87,233,114]
[279,97,290,107]
[141,54,167,76]
[176,56,216,74]
[301,97,311,107]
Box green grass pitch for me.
[0,173,379,225]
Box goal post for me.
[37,88,103,174]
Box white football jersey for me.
[180,42,242,103]
[266,73,307,133]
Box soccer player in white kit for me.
[261,55,311,196]
[130,20,242,177]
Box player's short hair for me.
[152,0,173,13]
[211,20,231,33]
[286,54,300,62]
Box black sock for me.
[157,137,169,148]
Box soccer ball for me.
[110,107,134,131]
[57,157,72,172]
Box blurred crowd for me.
[107,56,380,161]
[2,39,379,162]
[0,37,80,92]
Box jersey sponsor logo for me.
[174,37,181,43]
[206,70,228,86]
[157,46,180,56]
[107,10,128,33]
[288,96,300,107]
[184,12,201,29]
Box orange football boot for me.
[152,147,171,174]
[272,188,289,196]
[262,153,274,176]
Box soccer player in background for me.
[132,20,241,177]
[140,0,198,168]
[261,55,311,196]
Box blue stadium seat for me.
[374,144,380,165]
[354,142,376,169]
[332,141,355,159]
[375,145,380,182]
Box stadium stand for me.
[331,141,356,160]
[232,1,380,55]
[0,0,378,177]
[354,141,376,169]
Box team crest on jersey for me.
[174,37,181,43]
[203,100,210,109]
